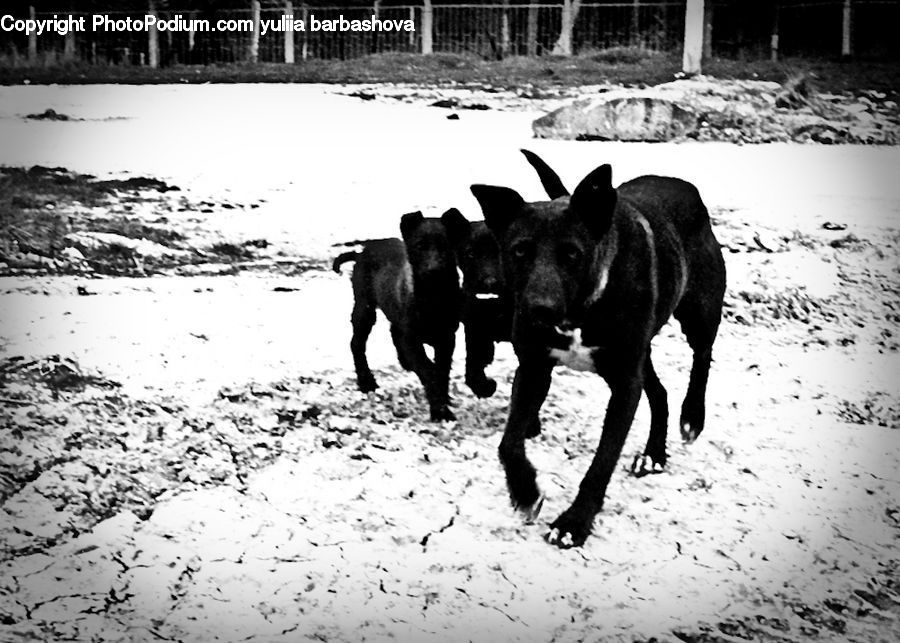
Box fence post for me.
[249,0,261,63]
[841,0,852,56]
[632,0,640,46]
[682,0,704,74]
[409,7,416,47]
[554,0,573,56]
[301,5,309,60]
[284,1,295,63]
[501,0,510,57]
[63,25,76,62]
[770,6,779,62]
[148,0,160,68]
[526,0,538,56]
[372,0,381,54]
[421,0,433,54]
[703,1,713,60]
[28,6,37,62]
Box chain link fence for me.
[1,1,897,67]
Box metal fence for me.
[0,2,688,66]
[1,1,897,66]
[709,0,900,59]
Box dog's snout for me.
[527,298,563,327]
[481,276,501,293]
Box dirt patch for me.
[0,166,324,277]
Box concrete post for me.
[770,6,780,62]
[500,0,510,57]
[554,0,573,56]
[421,0,433,54]
[148,0,160,68]
[28,6,38,62]
[301,5,309,60]
[249,0,261,63]
[703,1,713,60]
[841,0,852,56]
[682,0,704,75]
[63,27,76,63]
[526,0,538,56]
[285,1,295,63]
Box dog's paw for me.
[680,421,701,443]
[430,406,456,422]
[630,453,666,477]
[357,376,378,393]
[467,376,497,399]
[514,493,544,525]
[545,510,592,549]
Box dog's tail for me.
[332,250,360,273]
[521,149,570,199]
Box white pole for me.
[285,1,295,63]
[148,0,160,68]
[682,0,704,75]
[422,0,433,54]
[249,0,261,63]
[841,0,852,56]
[28,6,37,61]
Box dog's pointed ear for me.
[521,149,569,199]
[440,207,470,247]
[470,185,525,236]
[569,164,617,239]
[400,211,424,242]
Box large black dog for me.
[471,154,726,548]
[333,209,468,421]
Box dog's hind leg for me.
[631,351,668,476]
[674,281,724,443]
[679,335,713,444]
[351,300,378,393]
[390,325,413,371]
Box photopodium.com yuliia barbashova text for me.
[1,13,416,37]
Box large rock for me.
[533,94,699,141]
[531,77,898,144]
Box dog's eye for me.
[511,242,532,260]
[560,244,582,263]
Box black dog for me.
[471,154,726,547]
[452,220,511,398]
[452,150,569,398]
[333,209,469,421]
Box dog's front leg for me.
[432,333,456,417]
[464,321,497,398]
[546,371,643,548]
[399,335,455,423]
[500,359,553,521]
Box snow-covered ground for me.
[1,84,899,641]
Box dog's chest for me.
[548,328,598,373]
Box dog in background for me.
[452,150,571,398]
[333,209,469,421]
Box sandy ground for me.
[1,85,899,642]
